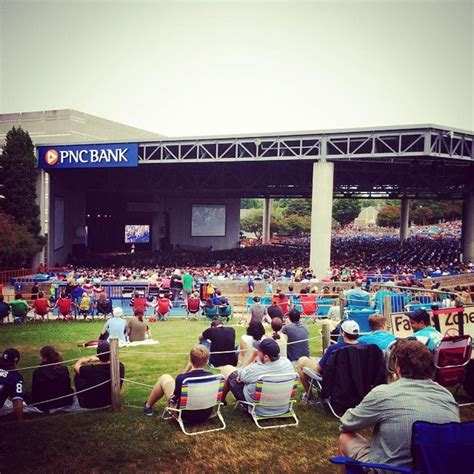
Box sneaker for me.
[144,404,153,416]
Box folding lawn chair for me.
[433,335,472,391]
[304,344,386,418]
[331,420,474,474]
[234,373,299,429]
[162,374,226,436]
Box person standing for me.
[182,270,194,299]
[170,270,183,302]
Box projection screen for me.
[191,204,226,237]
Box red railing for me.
[0,268,34,285]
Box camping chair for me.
[433,335,472,391]
[304,344,386,418]
[218,304,232,322]
[234,373,299,429]
[162,374,226,436]
[203,305,218,320]
[330,420,474,474]
[300,296,318,323]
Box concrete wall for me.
[166,198,240,251]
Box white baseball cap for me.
[341,320,360,336]
[113,307,123,318]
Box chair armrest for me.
[330,456,413,473]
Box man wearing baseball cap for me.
[297,320,360,395]
[404,308,442,351]
[221,338,295,417]
[0,348,23,421]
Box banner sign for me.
[389,305,474,339]
[38,143,138,169]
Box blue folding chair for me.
[331,420,474,474]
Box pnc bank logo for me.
[44,149,59,166]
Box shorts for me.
[227,371,246,402]
[346,434,371,463]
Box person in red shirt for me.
[54,292,73,319]
[300,291,318,319]
[33,292,50,321]
[185,292,201,320]
[156,294,172,321]
[131,292,148,315]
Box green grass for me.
[0,320,473,473]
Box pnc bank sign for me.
[38,143,139,169]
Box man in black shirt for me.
[73,342,125,408]
[144,345,215,423]
[267,300,284,320]
[200,319,237,367]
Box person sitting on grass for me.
[220,339,295,416]
[24,346,74,412]
[144,345,214,423]
[200,319,238,367]
[9,294,30,323]
[265,317,288,359]
[127,309,150,342]
[238,322,266,367]
[0,348,23,421]
[0,295,10,323]
[74,342,125,409]
[32,291,50,321]
[102,307,127,342]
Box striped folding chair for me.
[234,373,299,429]
[162,374,226,436]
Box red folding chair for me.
[433,335,472,389]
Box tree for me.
[0,211,41,267]
[377,205,400,227]
[284,214,311,235]
[240,198,263,209]
[332,199,362,226]
[0,127,41,237]
[411,206,433,225]
[240,209,263,240]
[280,198,312,217]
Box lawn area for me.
[1,320,473,473]
[0,320,342,473]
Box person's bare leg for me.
[220,365,237,402]
[338,432,359,456]
[296,356,311,392]
[146,374,175,408]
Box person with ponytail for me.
[266,317,288,359]
[24,346,74,411]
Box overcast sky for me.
[0,0,472,137]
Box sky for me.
[0,0,472,137]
